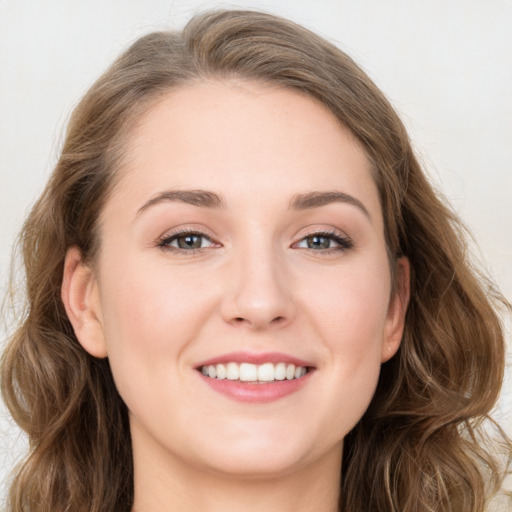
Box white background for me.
[1,0,511,498]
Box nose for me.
[220,247,296,330]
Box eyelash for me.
[293,230,354,253]
[157,229,217,254]
[157,229,353,254]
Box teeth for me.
[275,362,286,381]
[216,364,227,380]
[257,363,275,382]
[226,362,239,380]
[239,363,258,382]
[200,362,309,382]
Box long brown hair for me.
[1,9,510,512]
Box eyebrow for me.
[289,191,371,219]
[136,188,370,220]
[137,189,225,216]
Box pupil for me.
[308,236,330,249]
[178,235,201,249]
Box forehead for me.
[106,80,381,223]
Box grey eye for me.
[294,231,353,252]
[297,235,336,250]
[160,232,216,251]
[304,235,332,249]
[176,234,204,249]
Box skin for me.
[62,80,409,512]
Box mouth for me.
[195,352,315,403]
[198,362,310,382]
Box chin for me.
[200,448,310,479]
[185,424,330,479]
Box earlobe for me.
[61,246,108,358]
[381,257,410,363]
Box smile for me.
[196,353,315,403]
[200,362,308,382]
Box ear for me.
[61,246,108,358]
[381,257,410,363]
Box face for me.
[64,80,408,479]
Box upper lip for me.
[195,351,314,368]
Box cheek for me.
[303,260,390,423]
[96,257,216,402]
[99,255,212,345]
[305,255,391,344]
[332,270,390,376]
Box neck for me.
[131,431,342,512]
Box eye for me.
[294,231,353,252]
[158,231,217,251]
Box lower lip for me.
[198,372,314,403]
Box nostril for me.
[232,315,285,326]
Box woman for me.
[1,9,510,512]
